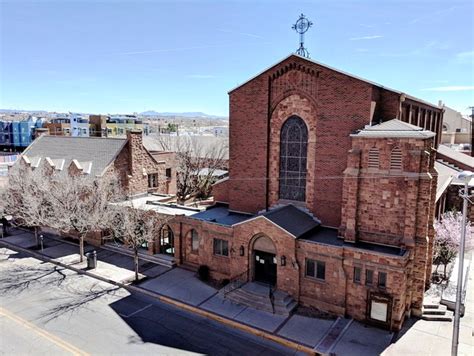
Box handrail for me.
[222,268,249,297]
[269,283,275,314]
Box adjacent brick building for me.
[19,130,176,196]
[156,54,443,331]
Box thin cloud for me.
[349,35,383,41]
[187,74,216,79]
[422,86,474,92]
[111,44,230,56]
[218,29,264,39]
[456,50,474,60]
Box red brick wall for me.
[228,73,269,214]
[297,240,346,315]
[110,130,171,196]
[212,178,230,203]
[229,55,374,227]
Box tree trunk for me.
[443,263,447,279]
[79,235,85,262]
[134,247,139,282]
[34,226,39,247]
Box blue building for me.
[0,116,45,150]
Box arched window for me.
[159,225,174,256]
[368,147,380,169]
[390,147,403,171]
[190,229,199,252]
[279,116,308,201]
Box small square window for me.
[305,259,325,280]
[378,272,387,288]
[213,238,228,256]
[366,269,374,286]
[353,267,361,284]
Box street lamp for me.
[451,170,473,356]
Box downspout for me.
[265,76,272,211]
[179,220,183,264]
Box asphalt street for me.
[0,247,300,355]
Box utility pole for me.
[451,171,473,356]
[468,106,474,157]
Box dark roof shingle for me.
[262,205,320,238]
[22,135,127,176]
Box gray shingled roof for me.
[262,205,320,238]
[352,119,436,139]
[437,145,474,169]
[190,204,253,226]
[22,135,127,176]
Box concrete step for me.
[423,305,448,315]
[102,244,176,268]
[421,311,453,322]
[225,283,297,315]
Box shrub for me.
[197,265,210,281]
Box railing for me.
[269,283,275,314]
[222,268,249,297]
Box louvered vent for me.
[390,147,403,170]
[368,147,380,169]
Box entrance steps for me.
[421,302,453,322]
[224,282,297,315]
[102,244,176,268]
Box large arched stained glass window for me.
[279,116,308,201]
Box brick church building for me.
[161,54,444,330]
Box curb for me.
[0,239,317,355]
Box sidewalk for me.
[383,252,474,356]
[0,228,396,355]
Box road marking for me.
[0,307,89,356]
[120,303,152,318]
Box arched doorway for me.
[252,235,277,286]
[159,225,174,256]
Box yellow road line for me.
[0,307,89,356]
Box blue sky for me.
[1,0,473,116]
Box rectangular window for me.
[166,168,172,179]
[366,269,374,286]
[353,267,361,284]
[213,238,228,256]
[305,259,325,280]
[378,272,387,288]
[148,173,158,188]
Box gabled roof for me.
[437,145,474,169]
[228,54,440,109]
[21,135,127,176]
[261,205,320,238]
[351,119,436,139]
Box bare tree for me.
[2,164,55,244]
[108,203,170,281]
[48,172,123,262]
[154,135,227,204]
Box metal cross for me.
[292,14,313,58]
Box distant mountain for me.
[140,111,226,119]
[0,109,48,113]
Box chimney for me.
[126,129,144,173]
